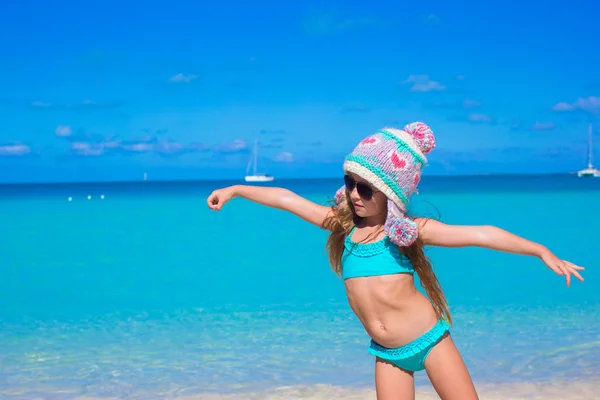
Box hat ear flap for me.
[383,199,418,247]
[334,185,347,205]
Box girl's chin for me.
[353,207,367,216]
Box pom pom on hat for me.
[388,217,419,247]
[383,199,419,247]
[404,121,435,155]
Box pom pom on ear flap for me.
[383,199,419,246]
[403,121,435,155]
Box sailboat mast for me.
[589,124,593,169]
[245,145,252,175]
[253,140,258,175]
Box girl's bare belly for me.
[344,273,439,348]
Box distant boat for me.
[245,140,274,182]
[577,124,600,178]
[143,172,148,181]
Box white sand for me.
[179,380,600,399]
[15,379,599,399]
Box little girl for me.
[206,122,584,400]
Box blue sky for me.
[1,0,599,183]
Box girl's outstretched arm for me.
[207,185,333,228]
[416,218,585,286]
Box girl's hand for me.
[540,251,585,287]
[207,186,237,211]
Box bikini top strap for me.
[348,225,356,238]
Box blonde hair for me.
[323,199,452,325]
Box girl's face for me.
[344,173,387,220]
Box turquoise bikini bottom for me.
[368,319,450,372]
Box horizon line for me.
[0,171,582,186]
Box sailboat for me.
[245,140,274,182]
[577,124,600,178]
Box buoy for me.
[87,195,92,200]
[68,197,72,201]
[100,195,105,200]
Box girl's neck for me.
[353,217,386,242]
[357,214,386,228]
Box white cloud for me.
[0,144,31,156]
[551,102,575,112]
[552,96,600,114]
[401,75,446,92]
[31,101,52,107]
[304,12,376,34]
[412,81,445,92]
[71,142,104,156]
[57,131,246,158]
[468,113,493,123]
[121,142,154,152]
[532,122,556,131]
[55,125,72,137]
[156,141,186,154]
[462,99,482,109]
[29,100,119,111]
[425,14,440,23]
[274,151,294,162]
[168,73,197,83]
[573,96,600,113]
[228,139,248,151]
[213,139,248,153]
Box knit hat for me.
[334,122,435,247]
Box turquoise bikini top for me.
[341,226,415,280]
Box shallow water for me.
[1,176,599,398]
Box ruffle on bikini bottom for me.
[368,319,450,360]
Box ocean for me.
[1,175,599,399]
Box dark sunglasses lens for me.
[344,175,374,200]
[344,175,354,191]
[356,183,373,199]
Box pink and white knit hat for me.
[335,122,435,247]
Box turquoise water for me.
[1,175,599,398]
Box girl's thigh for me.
[375,357,415,400]
[424,334,479,400]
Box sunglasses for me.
[344,175,378,200]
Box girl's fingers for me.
[548,263,563,275]
[554,262,570,286]
[560,264,571,286]
[567,266,585,282]
[571,270,584,282]
[207,193,220,210]
[563,261,585,282]
[565,261,585,271]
